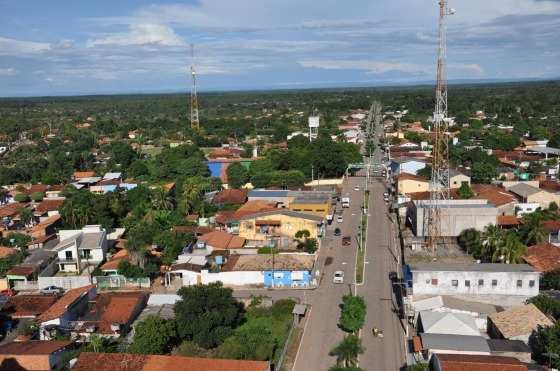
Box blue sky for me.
[0,0,559,96]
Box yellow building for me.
[397,173,429,195]
[288,194,332,218]
[237,210,324,249]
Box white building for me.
[408,263,539,297]
[52,225,107,273]
[390,158,427,176]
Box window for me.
[65,251,73,260]
[451,280,458,287]
[517,280,523,288]
[492,279,498,287]
[465,280,470,287]
[529,280,535,287]
[478,279,484,286]
[431,279,438,286]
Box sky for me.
[0,0,559,96]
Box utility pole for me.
[190,44,200,131]
[425,0,455,252]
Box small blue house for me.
[264,270,312,288]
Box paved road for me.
[357,179,406,370]
[293,176,364,371]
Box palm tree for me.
[19,208,34,228]
[151,187,173,211]
[181,177,210,215]
[329,335,364,368]
[481,224,504,262]
[493,231,528,264]
[458,228,482,256]
[520,212,547,245]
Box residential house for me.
[247,190,290,206]
[416,333,491,361]
[409,199,498,237]
[487,304,554,343]
[0,340,72,371]
[2,294,59,319]
[38,285,97,340]
[390,157,427,176]
[29,214,61,241]
[524,242,560,273]
[100,249,129,276]
[236,209,324,249]
[215,200,277,233]
[408,263,540,297]
[396,173,429,195]
[196,230,246,252]
[542,220,560,246]
[169,253,315,288]
[211,189,248,205]
[70,291,148,340]
[52,225,107,274]
[449,169,471,189]
[287,193,332,218]
[7,248,57,288]
[73,171,95,181]
[417,311,480,336]
[33,199,64,219]
[431,354,528,371]
[486,339,532,363]
[71,352,271,371]
[508,183,560,209]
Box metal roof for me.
[248,190,289,198]
[486,339,531,353]
[507,183,543,198]
[420,333,490,352]
[410,263,536,273]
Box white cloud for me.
[0,68,17,76]
[0,36,50,56]
[449,63,485,75]
[299,59,429,74]
[87,23,186,47]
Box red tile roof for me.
[6,265,35,277]
[38,285,95,322]
[0,340,71,355]
[525,242,560,273]
[216,200,277,224]
[25,184,49,195]
[74,171,95,179]
[72,352,270,371]
[212,189,248,204]
[471,184,517,207]
[540,180,560,192]
[0,246,16,259]
[3,295,59,318]
[199,230,246,249]
[542,220,560,232]
[34,199,64,214]
[434,354,527,371]
[100,249,129,271]
[497,215,521,226]
[31,214,61,233]
[0,203,26,218]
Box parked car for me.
[354,186,360,191]
[40,286,64,295]
[334,227,341,236]
[337,216,343,223]
[342,236,352,246]
[0,289,16,297]
[333,271,344,284]
[383,192,389,198]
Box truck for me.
[341,197,350,208]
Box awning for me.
[255,220,281,226]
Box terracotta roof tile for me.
[31,214,61,232]
[74,171,95,179]
[0,246,17,259]
[34,199,64,214]
[542,220,560,232]
[198,230,246,250]
[434,354,527,371]
[0,340,71,355]
[3,295,59,318]
[38,285,95,322]
[524,242,560,272]
[212,189,248,204]
[497,215,521,226]
[488,304,554,338]
[471,184,517,207]
[6,265,35,277]
[0,203,26,218]
[100,249,129,271]
[72,352,270,371]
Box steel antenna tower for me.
[426,0,454,251]
[190,44,200,131]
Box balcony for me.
[58,258,78,264]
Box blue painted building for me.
[264,270,312,288]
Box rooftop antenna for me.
[190,44,200,131]
[425,0,454,252]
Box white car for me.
[333,271,344,284]
[383,192,389,197]
[354,186,360,191]
[40,286,64,295]
[337,216,343,223]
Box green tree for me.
[492,231,527,264]
[339,295,367,334]
[129,315,177,354]
[181,176,210,215]
[458,228,482,257]
[174,282,244,349]
[541,269,560,290]
[529,323,560,369]
[151,187,174,211]
[528,294,560,321]
[329,335,364,368]
[19,207,34,227]
[226,162,249,189]
[481,224,504,262]
[217,317,276,361]
[302,238,318,254]
[14,193,29,203]
[520,212,547,246]
[30,191,44,202]
[458,182,474,199]
[471,162,497,183]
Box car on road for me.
[333,271,344,284]
[40,286,64,295]
[383,192,389,197]
[334,227,341,236]
[337,216,343,223]
[354,186,360,191]
[342,236,351,246]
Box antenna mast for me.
[426,0,453,251]
[190,44,200,131]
